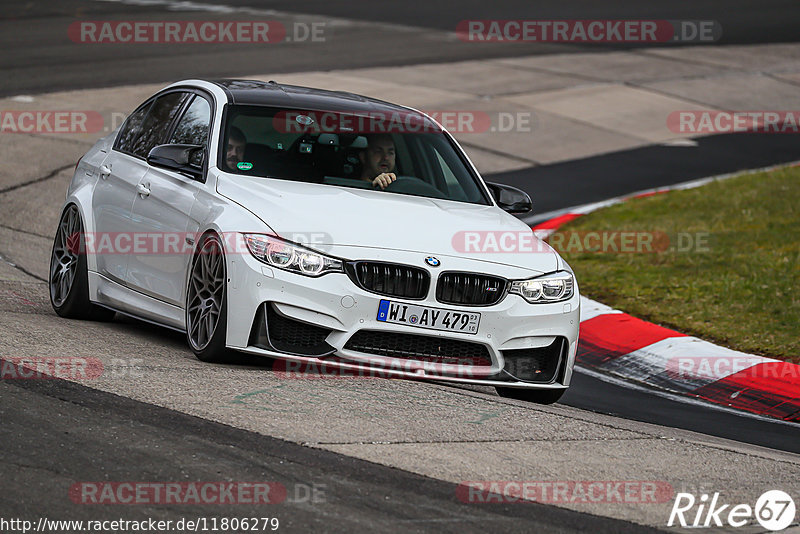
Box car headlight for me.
[243,234,343,277]
[509,271,575,303]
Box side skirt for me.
[88,271,185,331]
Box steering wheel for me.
[379,175,446,198]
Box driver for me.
[359,134,397,190]
[225,126,247,170]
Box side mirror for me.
[485,182,532,214]
[147,144,205,178]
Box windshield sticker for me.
[237,161,253,171]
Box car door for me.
[126,93,212,306]
[90,100,153,283]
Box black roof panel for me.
[210,79,412,114]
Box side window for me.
[116,102,152,153]
[131,92,188,159]
[170,96,211,147]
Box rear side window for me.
[116,102,151,153]
[170,96,212,147]
[130,92,188,158]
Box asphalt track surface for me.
[214,0,800,44]
[487,133,800,215]
[2,0,800,96]
[2,0,800,531]
[1,374,658,533]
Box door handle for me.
[99,164,112,179]
[136,183,151,197]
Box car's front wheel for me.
[186,233,233,363]
[49,204,115,321]
[495,386,566,405]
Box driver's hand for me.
[371,173,396,190]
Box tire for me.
[49,204,116,321]
[186,233,234,363]
[495,386,566,405]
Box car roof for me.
[209,79,414,114]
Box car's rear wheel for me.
[186,233,233,363]
[495,386,565,405]
[49,204,115,321]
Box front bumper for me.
[226,250,580,389]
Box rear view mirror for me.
[485,182,532,214]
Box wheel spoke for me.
[50,258,61,280]
[190,314,201,336]
[210,248,221,274]
[211,282,224,297]
[59,274,68,302]
[202,250,211,276]
[51,270,62,300]
[204,312,213,342]
[190,275,204,297]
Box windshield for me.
[219,105,491,205]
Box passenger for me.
[225,127,246,170]
[359,133,397,190]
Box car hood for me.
[217,174,559,274]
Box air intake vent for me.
[436,272,507,306]
[501,337,566,383]
[346,261,429,299]
[248,303,334,357]
[344,330,491,366]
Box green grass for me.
[554,165,800,364]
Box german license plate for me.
[376,300,480,334]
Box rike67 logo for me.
[668,490,796,531]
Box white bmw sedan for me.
[49,79,579,404]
